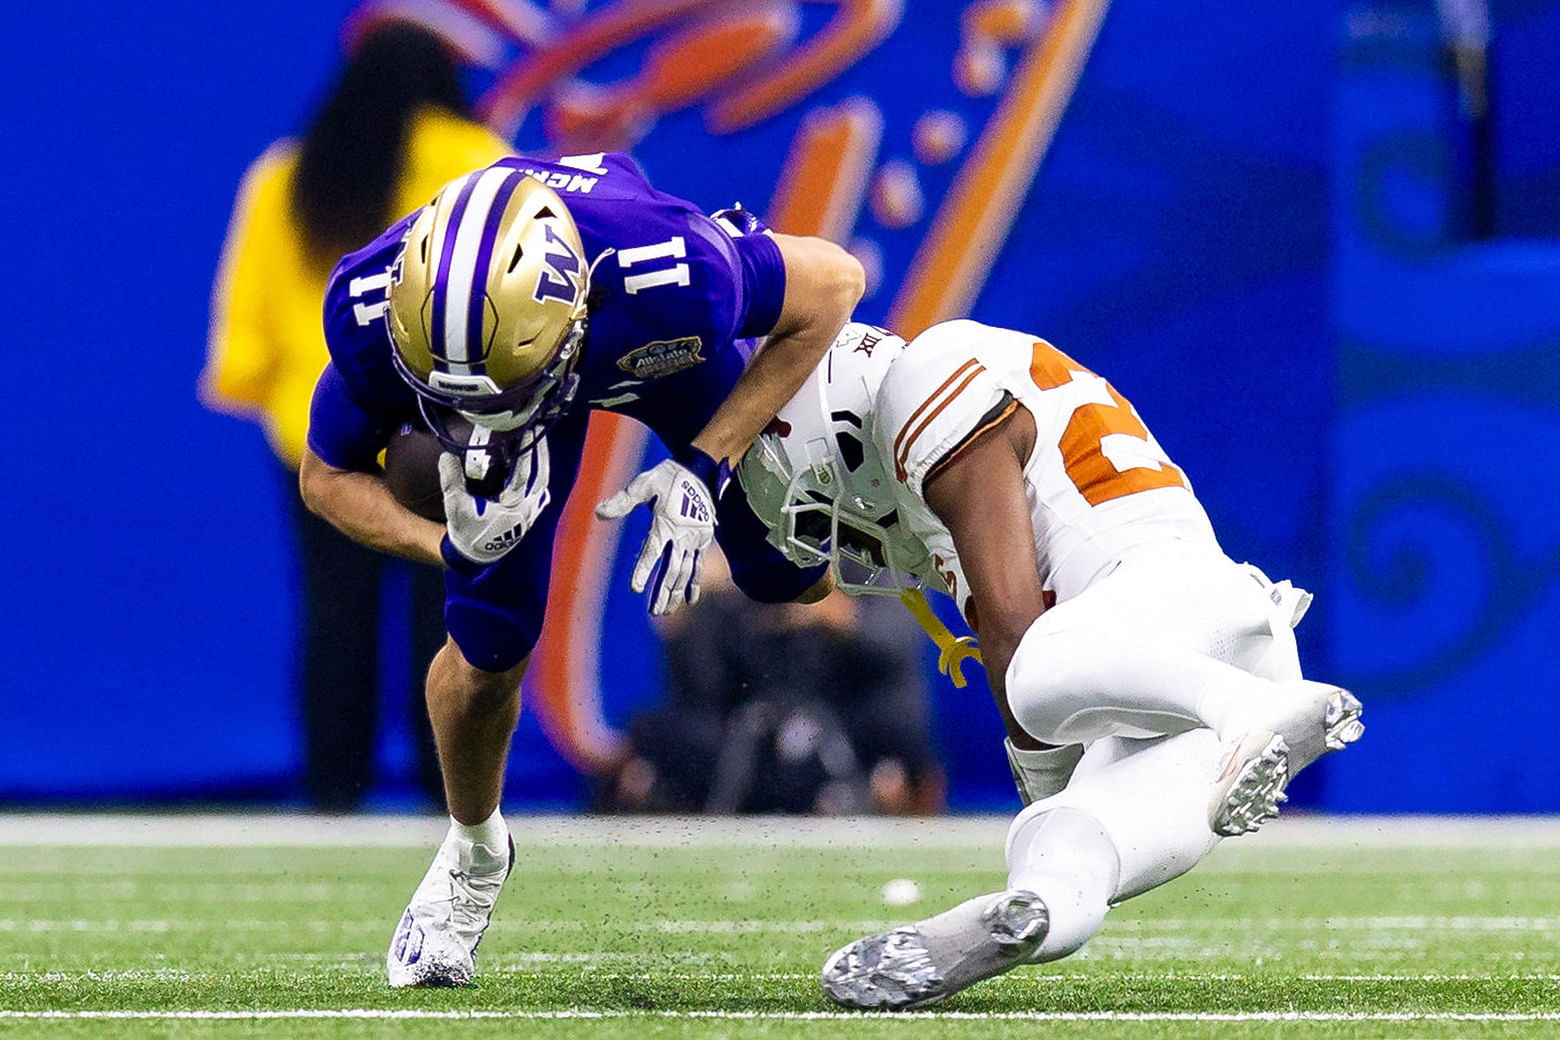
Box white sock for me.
[1193,669,1279,742]
[1024,732,1224,902]
[1005,807,1117,962]
[450,809,509,871]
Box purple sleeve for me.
[733,233,786,337]
[307,219,421,470]
[305,362,400,471]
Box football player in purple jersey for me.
[298,152,863,987]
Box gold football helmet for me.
[388,167,589,452]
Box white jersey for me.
[871,319,1218,623]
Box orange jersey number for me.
[1029,341,1188,507]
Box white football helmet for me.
[737,323,934,595]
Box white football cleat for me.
[1210,684,1365,837]
[1224,681,1364,775]
[1265,682,1365,775]
[386,828,514,988]
[820,890,1048,1010]
[1209,730,1290,837]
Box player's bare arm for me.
[298,445,445,567]
[687,233,865,464]
[922,403,1050,749]
[598,233,860,615]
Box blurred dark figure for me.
[1437,0,1494,239]
[200,24,509,810]
[606,554,945,815]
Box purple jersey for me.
[308,152,785,470]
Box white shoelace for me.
[438,865,506,940]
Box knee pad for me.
[727,555,828,604]
[715,481,828,603]
[1036,732,1224,902]
[445,597,541,674]
[1005,804,1121,892]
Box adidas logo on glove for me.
[679,480,711,523]
[481,524,527,555]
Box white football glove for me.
[595,456,717,616]
[438,440,551,571]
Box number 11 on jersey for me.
[618,237,690,294]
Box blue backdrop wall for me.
[1,0,1555,811]
[1328,1,1560,811]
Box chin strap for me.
[898,587,983,689]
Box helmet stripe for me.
[465,169,526,371]
[429,171,482,370]
[435,168,513,373]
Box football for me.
[382,423,447,522]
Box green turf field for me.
[2,814,1558,1038]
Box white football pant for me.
[1003,729,1229,962]
[1004,542,1306,747]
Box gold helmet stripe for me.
[438,167,521,372]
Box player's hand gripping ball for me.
[438,441,551,571]
[382,423,447,522]
[383,417,527,521]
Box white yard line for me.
[2,813,1560,849]
[3,1010,1560,1022]
[0,814,1005,848]
[4,916,1558,934]
[5,969,1559,983]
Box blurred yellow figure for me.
[201,23,509,810]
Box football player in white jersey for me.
[736,320,1364,1010]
